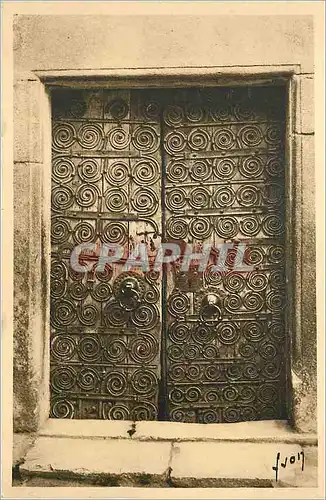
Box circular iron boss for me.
[105,404,130,421]
[130,369,158,396]
[52,122,76,150]
[166,217,188,240]
[189,159,212,182]
[129,334,158,364]
[132,158,159,186]
[51,399,75,419]
[78,158,101,183]
[51,335,76,361]
[187,128,210,151]
[163,104,184,127]
[213,158,236,180]
[103,300,128,328]
[77,304,98,326]
[52,157,76,184]
[104,187,128,213]
[51,217,71,244]
[131,403,158,421]
[166,160,188,183]
[130,187,159,216]
[105,98,129,120]
[77,335,102,362]
[213,128,236,150]
[131,126,160,153]
[104,338,127,364]
[105,160,129,186]
[77,123,104,149]
[167,292,190,317]
[106,126,130,150]
[239,156,264,178]
[51,299,77,327]
[77,368,100,392]
[51,186,74,211]
[51,366,77,392]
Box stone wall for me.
[13,14,316,433]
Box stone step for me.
[19,434,318,488]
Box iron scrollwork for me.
[163,87,287,424]
[50,87,287,424]
[50,90,162,421]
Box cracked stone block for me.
[20,437,171,478]
[170,441,304,481]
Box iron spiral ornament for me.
[50,87,286,422]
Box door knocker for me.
[199,293,222,322]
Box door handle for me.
[116,276,141,311]
[199,293,222,322]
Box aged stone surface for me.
[38,419,133,439]
[14,80,43,163]
[292,135,317,434]
[13,162,48,432]
[20,437,171,476]
[272,445,318,488]
[14,15,314,74]
[34,418,317,444]
[294,75,315,135]
[13,433,36,466]
[12,12,318,489]
[17,434,317,488]
[292,134,303,362]
[287,131,316,434]
[135,419,317,444]
[300,77,315,135]
[170,441,303,480]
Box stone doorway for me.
[50,86,287,423]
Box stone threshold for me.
[38,418,318,444]
[16,419,318,488]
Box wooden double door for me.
[50,86,287,423]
